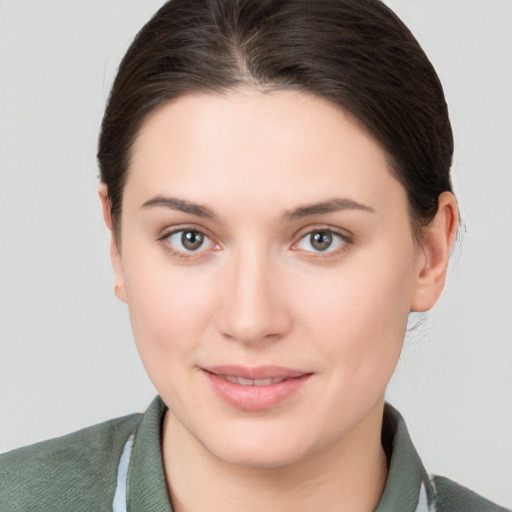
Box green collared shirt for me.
[0,397,509,511]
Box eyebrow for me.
[283,198,375,221]
[141,196,216,220]
[141,195,374,222]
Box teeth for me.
[222,375,286,386]
[253,378,274,386]
[238,377,256,386]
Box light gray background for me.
[1,0,511,507]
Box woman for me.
[0,0,509,510]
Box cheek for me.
[120,250,217,373]
[292,246,416,377]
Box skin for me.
[100,90,458,512]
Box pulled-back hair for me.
[98,0,453,241]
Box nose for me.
[217,247,292,345]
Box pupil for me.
[182,231,204,250]
[311,232,332,251]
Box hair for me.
[98,0,453,242]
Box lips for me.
[202,365,312,411]
[204,365,308,380]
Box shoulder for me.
[433,475,511,512]
[0,412,142,512]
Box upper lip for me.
[203,365,309,380]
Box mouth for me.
[201,365,312,411]
[217,375,290,386]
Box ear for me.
[98,183,127,303]
[410,191,459,312]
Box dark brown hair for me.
[98,0,453,241]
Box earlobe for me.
[410,191,459,312]
[98,183,127,304]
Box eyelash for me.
[157,226,352,260]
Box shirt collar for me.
[126,396,172,512]
[376,403,434,511]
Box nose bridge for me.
[219,242,290,344]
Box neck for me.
[162,403,388,512]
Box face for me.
[108,90,428,468]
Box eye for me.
[165,229,215,253]
[294,230,346,253]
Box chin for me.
[197,419,319,469]
[211,441,309,469]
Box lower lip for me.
[203,371,311,411]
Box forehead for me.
[127,90,405,215]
